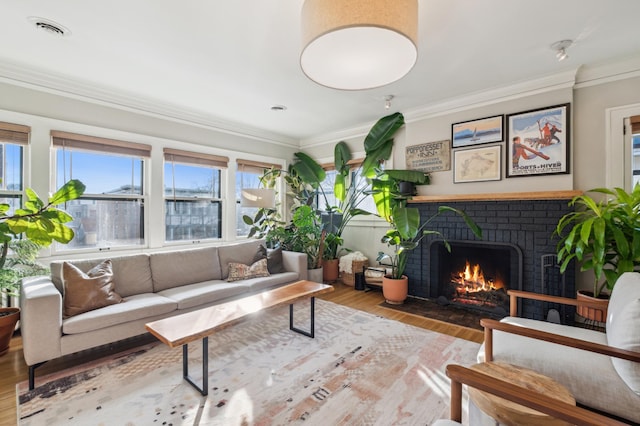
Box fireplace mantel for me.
[409,190,582,203]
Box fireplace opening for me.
[429,240,523,318]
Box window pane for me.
[633,134,640,188]
[0,144,23,191]
[318,170,337,210]
[0,196,21,216]
[236,171,262,236]
[166,200,221,241]
[57,150,143,195]
[61,198,144,249]
[164,163,220,198]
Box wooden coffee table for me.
[468,362,575,426]
[145,280,333,395]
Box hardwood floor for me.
[0,282,482,425]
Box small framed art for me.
[453,145,501,183]
[451,115,503,148]
[506,103,570,178]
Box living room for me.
[2,1,640,425]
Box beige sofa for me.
[478,272,640,424]
[20,239,306,389]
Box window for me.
[236,159,281,237]
[630,115,640,188]
[0,122,27,216]
[53,131,150,250]
[318,159,376,215]
[164,148,227,242]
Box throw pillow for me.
[227,258,270,282]
[63,259,123,318]
[252,244,284,274]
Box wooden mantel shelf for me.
[409,190,582,203]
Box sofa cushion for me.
[150,247,221,291]
[227,258,270,282]
[157,280,249,310]
[51,254,153,298]
[479,316,640,423]
[62,260,123,318]
[606,272,640,395]
[218,239,265,279]
[62,293,176,334]
[252,245,284,274]
[243,271,299,292]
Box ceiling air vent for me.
[27,17,70,37]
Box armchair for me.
[477,272,640,424]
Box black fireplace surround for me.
[403,198,576,320]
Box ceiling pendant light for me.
[300,0,418,91]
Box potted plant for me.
[555,185,640,321]
[0,239,49,308]
[373,172,482,304]
[0,179,85,356]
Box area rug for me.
[17,300,480,425]
[379,297,504,331]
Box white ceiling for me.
[1,0,640,144]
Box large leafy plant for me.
[0,179,85,293]
[373,172,482,279]
[555,185,640,297]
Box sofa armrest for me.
[507,289,611,316]
[282,251,307,281]
[445,364,627,426]
[480,318,640,364]
[20,276,63,366]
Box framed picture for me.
[451,115,503,148]
[506,103,570,178]
[405,139,451,172]
[453,145,501,183]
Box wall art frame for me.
[453,144,502,183]
[506,103,570,178]
[451,114,504,148]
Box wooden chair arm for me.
[507,289,610,316]
[445,364,628,426]
[480,318,640,363]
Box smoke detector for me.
[28,17,71,37]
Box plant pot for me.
[0,307,19,357]
[307,267,323,283]
[382,275,408,305]
[322,259,339,283]
[576,290,609,322]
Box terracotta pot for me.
[382,275,408,305]
[576,290,609,322]
[0,307,19,357]
[322,259,339,283]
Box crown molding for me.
[301,69,578,148]
[0,60,299,147]
[574,54,640,89]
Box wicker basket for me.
[341,259,369,286]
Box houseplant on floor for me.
[373,172,482,304]
[555,184,640,321]
[0,179,85,356]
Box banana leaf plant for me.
[555,185,640,298]
[289,113,406,259]
[372,172,482,279]
[0,179,85,294]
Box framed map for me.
[453,145,501,183]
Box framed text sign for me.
[406,140,451,172]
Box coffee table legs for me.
[182,298,316,396]
[289,296,315,338]
[183,337,209,396]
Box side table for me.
[468,362,575,426]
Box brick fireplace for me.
[404,194,577,321]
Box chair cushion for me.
[606,273,640,395]
[62,260,123,318]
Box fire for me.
[453,260,504,293]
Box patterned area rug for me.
[17,300,480,425]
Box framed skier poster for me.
[506,103,570,178]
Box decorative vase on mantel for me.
[576,289,609,323]
[382,275,409,305]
